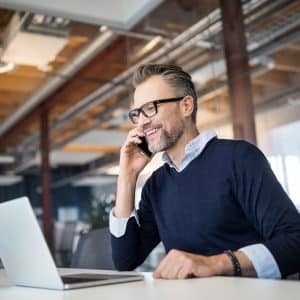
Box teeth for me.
[145,128,158,136]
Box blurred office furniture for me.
[71,227,115,270]
[55,221,77,267]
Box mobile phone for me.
[137,136,152,158]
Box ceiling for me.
[0,0,299,186]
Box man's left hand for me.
[153,249,231,279]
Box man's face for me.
[133,75,186,153]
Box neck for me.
[166,124,199,168]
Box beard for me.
[148,118,185,153]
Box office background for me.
[0,0,299,270]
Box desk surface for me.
[0,268,299,300]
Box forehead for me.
[132,75,176,108]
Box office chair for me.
[56,221,77,267]
[71,227,115,270]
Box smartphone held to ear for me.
[137,136,152,157]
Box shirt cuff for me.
[109,207,139,238]
[239,244,281,279]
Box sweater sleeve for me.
[111,182,160,271]
[232,141,300,277]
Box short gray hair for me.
[132,64,198,123]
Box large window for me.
[269,154,300,208]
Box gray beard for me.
[149,120,185,153]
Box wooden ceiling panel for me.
[64,144,120,154]
[286,41,300,52]
[51,35,91,71]
[0,90,29,103]
[199,93,230,114]
[272,50,300,73]
[253,70,290,87]
[0,74,45,92]
[9,65,46,79]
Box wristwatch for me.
[224,250,242,276]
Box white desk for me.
[0,268,299,300]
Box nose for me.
[137,112,151,127]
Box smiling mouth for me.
[144,127,161,140]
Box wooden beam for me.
[63,144,120,154]
[201,94,230,114]
[9,65,46,79]
[0,75,44,92]
[286,41,300,52]
[253,70,290,87]
[251,85,265,98]
[198,82,227,102]
[40,110,53,251]
[251,85,266,104]
[273,52,300,73]
[220,0,256,144]
[0,91,29,103]
[0,104,22,113]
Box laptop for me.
[0,197,143,290]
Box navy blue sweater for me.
[111,138,300,277]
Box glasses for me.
[128,96,185,124]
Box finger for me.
[163,251,195,279]
[126,131,144,143]
[177,266,189,279]
[165,258,184,279]
[128,128,144,139]
[128,137,142,144]
[127,132,146,144]
[157,257,181,279]
[153,255,169,278]
[166,264,184,280]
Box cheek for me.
[156,106,182,131]
[165,110,181,127]
[159,107,176,123]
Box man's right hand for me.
[119,128,151,176]
[114,129,151,218]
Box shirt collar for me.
[162,129,217,171]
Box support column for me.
[219,0,257,144]
[40,110,53,251]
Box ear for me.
[181,96,194,118]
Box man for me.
[109,64,300,279]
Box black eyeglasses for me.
[128,96,185,124]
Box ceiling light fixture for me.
[1,12,69,71]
